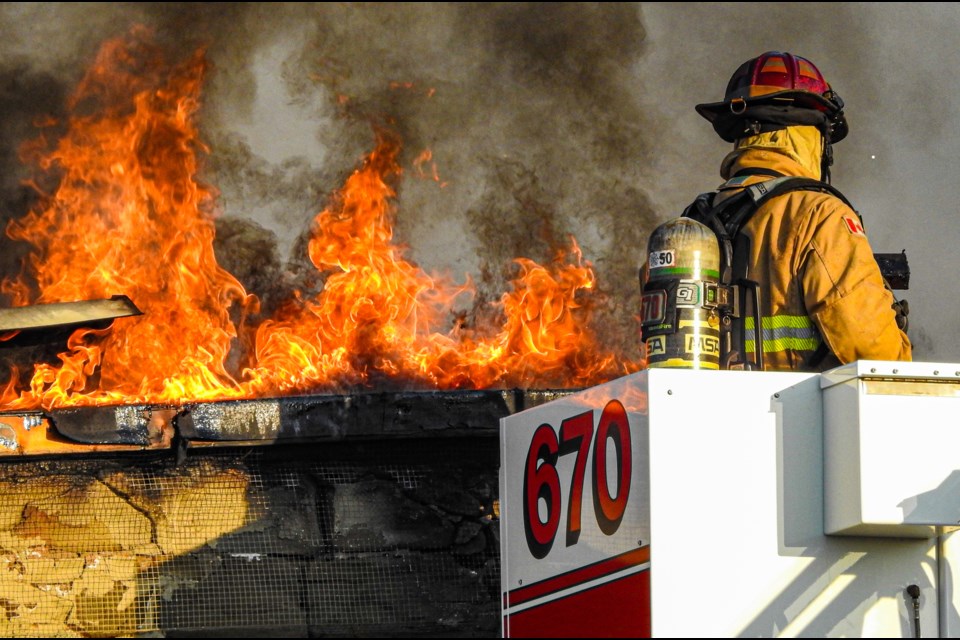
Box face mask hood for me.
[720,125,824,180]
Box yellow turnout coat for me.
[710,126,911,371]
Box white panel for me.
[646,368,937,638]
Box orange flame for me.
[0,27,638,411]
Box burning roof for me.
[0,26,641,414]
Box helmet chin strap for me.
[821,137,834,184]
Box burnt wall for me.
[0,437,501,638]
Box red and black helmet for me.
[696,51,848,144]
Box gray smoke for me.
[0,2,955,367]
[636,2,959,363]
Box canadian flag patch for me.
[843,215,866,237]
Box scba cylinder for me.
[639,217,721,369]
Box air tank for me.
[639,217,721,369]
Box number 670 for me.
[522,399,632,559]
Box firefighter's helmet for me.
[696,51,848,144]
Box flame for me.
[412,149,447,188]
[0,27,252,409]
[0,27,639,412]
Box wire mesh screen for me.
[0,437,501,638]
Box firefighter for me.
[685,51,911,371]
